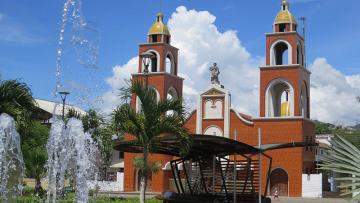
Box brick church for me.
[123,0,316,197]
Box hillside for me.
[315,120,360,148]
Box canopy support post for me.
[213,154,216,195]
[170,160,180,194]
[258,128,262,203]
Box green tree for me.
[66,108,82,120]
[112,81,191,203]
[81,109,114,163]
[319,135,360,202]
[82,109,104,133]
[21,121,49,181]
[0,79,36,133]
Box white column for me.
[196,95,202,134]
[224,91,230,138]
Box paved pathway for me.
[270,197,353,203]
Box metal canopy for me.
[114,134,261,159]
[114,134,317,158]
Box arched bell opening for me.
[297,42,304,66]
[165,52,175,75]
[270,40,293,66]
[279,23,287,32]
[300,82,309,118]
[265,79,294,117]
[141,50,160,73]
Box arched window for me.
[270,40,292,66]
[265,79,294,117]
[165,53,175,74]
[204,125,223,137]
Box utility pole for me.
[233,129,237,203]
[299,17,307,68]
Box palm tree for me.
[319,135,360,202]
[112,80,191,203]
[0,79,35,131]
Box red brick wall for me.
[132,73,183,101]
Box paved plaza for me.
[269,197,352,203]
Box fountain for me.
[0,113,24,202]
[46,118,97,203]
[0,0,102,202]
[45,0,102,201]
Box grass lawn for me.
[15,196,162,203]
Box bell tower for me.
[259,0,310,118]
[124,12,184,193]
[132,12,183,107]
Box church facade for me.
[123,0,316,197]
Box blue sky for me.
[0,0,359,124]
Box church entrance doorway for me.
[270,168,288,196]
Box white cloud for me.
[101,57,138,113]
[168,6,261,113]
[101,6,359,126]
[101,6,261,115]
[309,58,360,125]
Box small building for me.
[33,98,86,124]
[316,134,338,193]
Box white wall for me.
[302,174,322,198]
[204,99,223,119]
[88,172,124,192]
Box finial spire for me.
[156,12,164,22]
[282,0,289,10]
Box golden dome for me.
[148,12,170,36]
[275,10,297,25]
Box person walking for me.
[273,187,280,201]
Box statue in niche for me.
[209,63,220,85]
